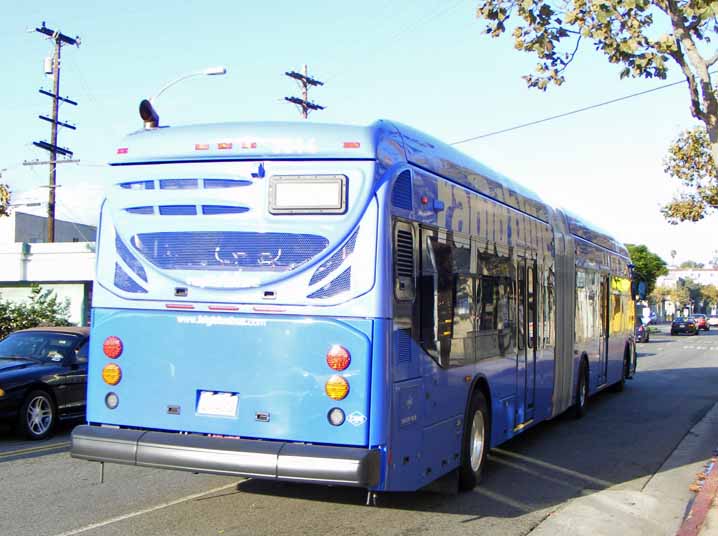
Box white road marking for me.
[51,481,243,536]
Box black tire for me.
[611,350,629,392]
[459,390,490,491]
[573,360,589,418]
[18,390,56,440]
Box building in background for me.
[656,268,718,288]
[0,186,101,326]
[0,210,96,243]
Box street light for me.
[139,66,227,129]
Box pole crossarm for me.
[38,115,76,130]
[285,70,324,87]
[32,141,74,157]
[35,22,80,46]
[39,89,78,106]
[23,159,80,166]
[284,96,325,111]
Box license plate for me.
[196,391,239,417]
[678,324,685,327]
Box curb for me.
[677,456,718,536]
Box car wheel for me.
[458,390,490,491]
[18,390,56,440]
[574,359,589,419]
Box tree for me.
[679,259,705,268]
[662,127,718,222]
[474,0,718,221]
[703,283,718,308]
[0,183,9,218]
[0,286,72,339]
[626,244,669,296]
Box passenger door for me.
[516,259,537,425]
[598,275,610,386]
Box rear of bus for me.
[71,121,398,490]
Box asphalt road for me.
[2,326,718,536]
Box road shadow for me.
[235,364,718,518]
[0,420,76,462]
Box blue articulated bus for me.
[71,119,636,496]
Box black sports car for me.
[670,317,698,336]
[0,327,89,439]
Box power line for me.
[450,76,690,146]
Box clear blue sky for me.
[2,0,715,266]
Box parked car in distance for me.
[692,314,710,331]
[635,323,650,343]
[0,327,89,439]
[670,317,698,336]
[709,315,718,328]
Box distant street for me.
[3,326,718,536]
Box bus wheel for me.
[459,390,490,491]
[573,360,589,419]
[611,350,628,393]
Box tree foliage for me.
[475,0,718,221]
[702,283,718,308]
[662,127,718,222]
[679,259,705,268]
[0,183,9,218]
[0,286,72,340]
[626,243,668,295]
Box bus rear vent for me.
[391,170,413,211]
[395,229,414,278]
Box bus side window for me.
[476,251,516,360]
[420,237,453,367]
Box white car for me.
[709,315,718,327]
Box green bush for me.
[0,286,73,339]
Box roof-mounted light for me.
[139,66,228,130]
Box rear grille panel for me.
[132,231,329,272]
[309,228,359,286]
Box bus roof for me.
[111,121,378,163]
[111,119,551,222]
[110,120,624,254]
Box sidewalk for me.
[530,402,718,536]
[678,454,718,536]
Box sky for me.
[1,0,716,266]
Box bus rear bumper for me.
[71,424,380,488]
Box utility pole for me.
[284,65,324,119]
[31,22,80,243]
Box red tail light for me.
[326,345,351,371]
[103,336,123,359]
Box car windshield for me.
[674,317,687,322]
[0,332,81,363]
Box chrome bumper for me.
[71,425,380,487]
